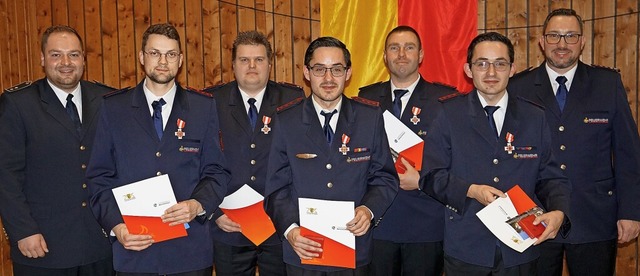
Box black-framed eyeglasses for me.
[544,33,582,44]
[471,60,511,72]
[307,65,348,77]
[143,50,181,63]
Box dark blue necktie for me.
[556,76,568,112]
[392,89,408,118]
[248,98,258,130]
[152,98,166,139]
[65,94,82,134]
[320,110,337,144]
[484,105,500,141]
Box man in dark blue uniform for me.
[421,32,571,275]
[0,25,114,276]
[508,8,640,276]
[358,25,455,276]
[204,30,304,276]
[86,23,230,275]
[264,37,398,275]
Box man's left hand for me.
[533,210,564,245]
[617,219,640,243]
[398,157,420,191]
[346,205,372,236]
[161,199,203,226]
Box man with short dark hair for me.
[0,25,114,276]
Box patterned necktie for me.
[65,94,82,134]
[392,89,408,118]
[320,110,337,144]
[151,98,166,139]
[484,105,500,141]
[248,98,258,130]
[556,76,568,112]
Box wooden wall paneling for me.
[4,0,20,87]
[167,0,187,86]
[14,0,30,82]
[220,1,238,83]
[0,220,11,276]
[485,0,506,34]
[51,0,69,25]
[27,0,42,83]
[83,0,103,83]
[272,0,293,83]
[68,0,85,82]
[185,0,205,89]
[526,0,547,67]
[238,0,256,32]
[133,0,151,85]
[506,0,527,71]
[614,0,639,121]
[573,0,594,65]
[593,0,616,67]
[477,0,486,33]
[151,0,168,25]
[100,1,120,88]
[291,0,310,89]
[0,0,11,89]
[549,0,571,11]
[117,0,138,88]
[255,0,267,34]
[202,0,222,87]
[263,0,276,81]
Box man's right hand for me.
[112,223,154,251]
[467,184,506,206]
[17,234,48,258]
[215,214,242,233]
[286,227,323,260]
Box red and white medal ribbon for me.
[504,132,514,154]
[339,134,351,155]
[261,116,272,134]
[175,119,186,139]
[410,106,421,125]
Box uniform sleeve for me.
[0,93,40,242]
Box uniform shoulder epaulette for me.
[589,64,620,73]
[90,80,116,90]
[186,86,214,98]
[352,96,380,107]
[433,82,457,91]
[438,92,462,103]
[4,81,32,93]
[516,96,545,110]
[276,96,304,113]
[202,81,227,92]
[358,81,384,91]
[277,81,303,91]
[103,87,130,98]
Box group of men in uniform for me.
[1,7,640,276]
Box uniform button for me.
[81,164,87,169]
[250,144,256,149]
[251,176,256,181]
[559,126,565,132]
[560,145,566,151]
[81,201,87,207]
[493,159,499,165]
[493,177,499,183]
[156,171,162,176]
[327,182,333,188]
[82,183,87,189]
[80,145,86,151]
[560,164,567,170]
[326,164,332,170]
[250,160,256,165]
[156,152,162,157]
[449,216,454,220]
[607,190,613,196]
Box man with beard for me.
[86,23,230,275]
[508,8,640,276]
[421,31,571,275]
[264,37,398,275]
[204,31,303,276]
[0,25,114,276]
[358,25,456,276]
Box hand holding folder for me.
[383,111,424,173]
[219,184,276,245]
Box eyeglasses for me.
[543,33,582,44]
[307,65,348,77]
[471,60,511,72]
[143,50,181,63]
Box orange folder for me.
[221,200,276,246]
[395,141,424,173]
[507,185,546,238]
[122,215,187,243]
[300,227,356,269]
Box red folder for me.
[395,141,424,173]
[507,185,546,238]
[300,227,356,269]
[122,215,187,243]
[221,200,276,246]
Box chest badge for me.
[175,119,186,139]
[410,106,421,125]
[338,134,351,155]
[261,116,272,134]
[504,132,514,154]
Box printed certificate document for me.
[382,110,424,173]
[219,184,276,245]
[112,174,187,242]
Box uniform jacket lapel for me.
[302,97,331,154]
[229,86,253,136]
[561,62,589,119]
[130,82,160,141]
[469,91,500,146]
[39,80,80,139]
[532,64,562,119]
[164,86,189,143]
[79,81,102,140]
